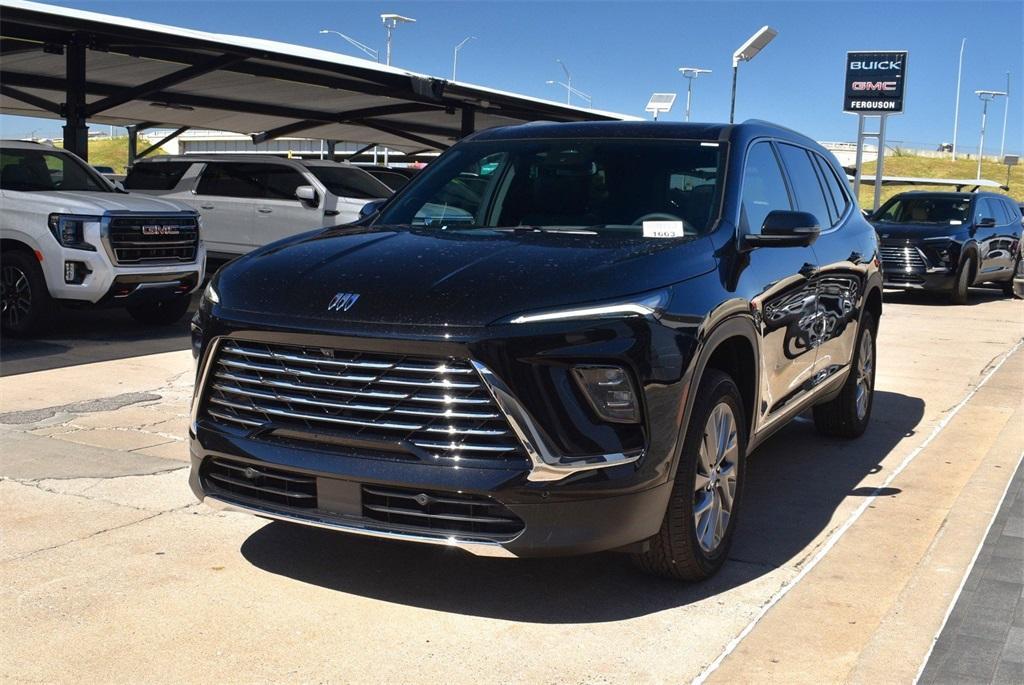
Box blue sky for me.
[1,0,1020,155]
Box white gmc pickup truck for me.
[1,141,205,335]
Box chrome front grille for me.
[879,244,927,272]
[361,484,524,538]
[201,340,523,462]
[107,215,199,265]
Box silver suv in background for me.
[1,141,204,335]
[125,155,392,258]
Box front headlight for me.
[47,214,99,251]
[503,290,669,325]
[201,280,220,305]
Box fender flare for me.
[666,312,761,483]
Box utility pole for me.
[380,14,416,66]
[678,67,711,122]
[999,71,1010,159]
[452,36,475,81]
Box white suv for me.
[124,155,392,258]
[1,141,205,335]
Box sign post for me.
[844,50,908,210]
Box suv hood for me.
[217,226,714,327]
[5,190,194,214]
[871,220,968,241]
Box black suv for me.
[189,121,882,580]
[870,191,1022,303]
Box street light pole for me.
[975,89,1007,179]
[318,29,379,62]
[546,80,592,108]
[380,13,416,66]
[452,36,476,81]
[951,38,965,161]
[729,26,778,124]
[999,71,1010,159]
[678,67,711,122]
[556,59,572,105]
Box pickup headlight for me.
[47,214,99,251]
[201,280,220,305]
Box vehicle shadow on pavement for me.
[0,297,197,376]
[882,287,1008,307]
[240,390,924,623]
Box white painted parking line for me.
[692,338,1024,685]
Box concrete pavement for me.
[1,292,1021,684]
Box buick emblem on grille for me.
[141,224,181,236]
[327,292,360,312]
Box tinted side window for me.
[813,153,851,224]
[195,163,262,198]
[258,165,307,201]
[777,144,831,229]
[976,198,1000,224]
[740,142,792,233]
[998,198,1019,225]
[124,162,192,190]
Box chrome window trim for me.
[472,360,642,482]
[202,494,518,558]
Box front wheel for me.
[632,369,746,581]
[127,295,191,326]
[949,259,972,305]
[813,311,876,438]
[1,251,53,336]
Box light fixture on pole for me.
[975,89,1007,179]
[645,93,677,121]
[951,38,966,161]
[318,29,379,62]
[380,13,416,66]
[678,67,711,121]
[555,59,573,105]
[730,25,778,123]
[999,71,1010,159]
[545,80,592,108]
[452,36,476,81]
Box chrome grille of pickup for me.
[361,485,524,538]
[201,340,523,462]
[107,215,199,265]
[879,244,927,272]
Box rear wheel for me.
[632,369,746,581]
[1,251,53,336]
[813,311,876,438]
[127,295,191,326]
[949,258,972,305]
[1003,256,1021,298]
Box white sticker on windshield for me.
[643,221,685,238]
[950,220,963,225]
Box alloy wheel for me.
[855,327,874,421]
[1,265,32,329]
[694,402,739,553]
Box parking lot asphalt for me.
[0,289,1021,684]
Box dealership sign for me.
[843,51,908,114]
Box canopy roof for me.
[0,0,636,153]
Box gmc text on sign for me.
[843,51,908,114]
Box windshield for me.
[874,196,970,224]
[376,138,726,235]
[308,165,392,200]
[0,147,110,192]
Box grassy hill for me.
[856,153,1022,209]
[87,137,165,174]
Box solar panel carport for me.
[0,0,634,163]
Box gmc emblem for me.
[141,225,181,236]
[852,81,898,92]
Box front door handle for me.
[799,263,818,278]
[257,207,273,214]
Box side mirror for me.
[359,199,387,220]
[295,185,318,206]
[742,210,821,249]
[976,216,997,228]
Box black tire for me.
[813,311,877,439]
[1,250,53,336]
[127,295,191,326]
[949,258,972,305]
[632,369,747,582]
[1002,256,1021,297]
